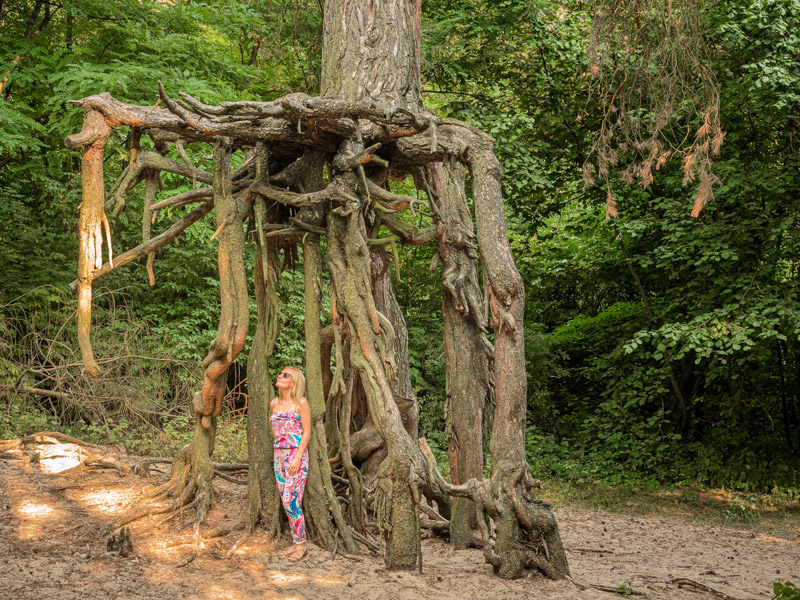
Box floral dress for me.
[270,405,309,544]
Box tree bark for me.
[469,139,569,579]
[320,0,428,570]
[303,231,358,553]
[193,137,249,430]
[433,157,490,548]
[243,148,283,535]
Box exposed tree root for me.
[62,25,573,573]
[0,431,118,451]
[666,578,743,600]
[420,438,569,580]
[104,416,218,535]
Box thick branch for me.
[71,108,112,376]
[377,213,436,246]
[250,181,332,207]
[149,187,213,211]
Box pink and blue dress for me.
[270,406,309,545]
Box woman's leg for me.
[273,449,296,555]
[284,447,309,546]
[274,448,309,549]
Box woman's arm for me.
[288,397,311,475]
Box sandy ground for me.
[1,443,798,600]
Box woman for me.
[270,366,311,562]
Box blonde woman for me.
[270,366,311,561]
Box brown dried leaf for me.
[691,168,719,217]
[620,166,636,185]
[583,162,596,187]
[605,190,619,219]
[682,152,697,186]
[695,120,711,140]
[711,130,726,156]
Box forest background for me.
[1,0,799,516]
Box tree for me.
[62,0,569,579]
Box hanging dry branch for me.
[585,0,724,216]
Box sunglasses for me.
[279,372,292,379]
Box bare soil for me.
[1,442,797,600]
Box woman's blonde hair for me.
[283,366,306,404]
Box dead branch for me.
[0,431,114,451]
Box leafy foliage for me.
[774,581,800,600]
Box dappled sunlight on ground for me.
[36,443,84,474]
[2,443,799,600]
[14,499,67,539]
[266,570,308,585]
[310,573,344,587]
[73,487,139,516]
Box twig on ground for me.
[175,549,197,568]
[667,578,743,600]
[568,576,648,597]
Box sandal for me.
[287,544,306,562]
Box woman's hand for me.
[288,454,302,476]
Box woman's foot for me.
[287,543,306,562]
[279,545,296,557]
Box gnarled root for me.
[105,415,219,534]
[420,438,569,580]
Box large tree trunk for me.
[469,141,569,579]
[321,0,427,570]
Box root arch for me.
[64,1,569,577]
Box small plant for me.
[618,580,634,598]
[723,494,760,522]
[773,581,800,600]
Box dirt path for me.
[1,443,797,600]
